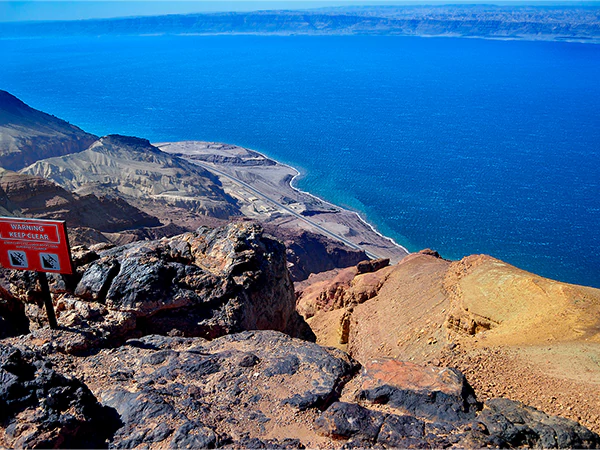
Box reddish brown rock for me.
[262,225,368,282]
[357,358,479,421]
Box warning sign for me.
[0,217,73,274]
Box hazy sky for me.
[1,0,597,22]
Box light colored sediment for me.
[156,141,408,262]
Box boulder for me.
[357,359,479,422]
[73,222,313,341]
[316,359,600,449]
[356,258,390,274]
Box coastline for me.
[285,161,410,255]
[4,33,598,46]
[156,141,409,262]
[174,32,600,45]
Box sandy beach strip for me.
[156,141,409,263]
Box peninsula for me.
[156,141,408,263]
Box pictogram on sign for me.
[40,253,61,271]
[8,250,28,268]
[0,217,73,274]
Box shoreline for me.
[3,33,599,46]
[284,159,411,255]
[156,141,410,262]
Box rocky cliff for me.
[0,90,97,170]
[1,221,599,447]
[3,221,312,348]
[262,224,368,282]
[22,134,241,220]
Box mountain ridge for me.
[21,134,242,220]
[2,91,600,445]
[0,90,97,171]
[1,5,599,42]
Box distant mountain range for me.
[1,5,599,42]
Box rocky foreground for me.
[2,222,600,448]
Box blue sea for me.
[1,35,599,287]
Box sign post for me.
[0,217,74,330]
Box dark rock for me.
[3,333,599,449]
[75,259,121,302]
[264,354,300,377]
[146,422,174,443]
[0,343,120,448]
[0,286,29,338]
[77,331,357,448]
[315,402,385,441]
[356,258,390,274]
[70,245,100,268]
[471,398,600,449]
[223,437,305,449]
[6,222,314,350]
[74,222,314,341]
[238,352,260,367]
[376,414,427,448]
[169,421,216,449]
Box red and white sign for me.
[0,217,73,274]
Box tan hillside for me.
[21,134,241,220]
[0,169,160,234]
[443,254,600,346]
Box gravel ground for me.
[440,345,600,434]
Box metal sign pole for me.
[38,271,58,329]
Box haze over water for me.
[1,35,599,287]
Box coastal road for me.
[176,155,382,260]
